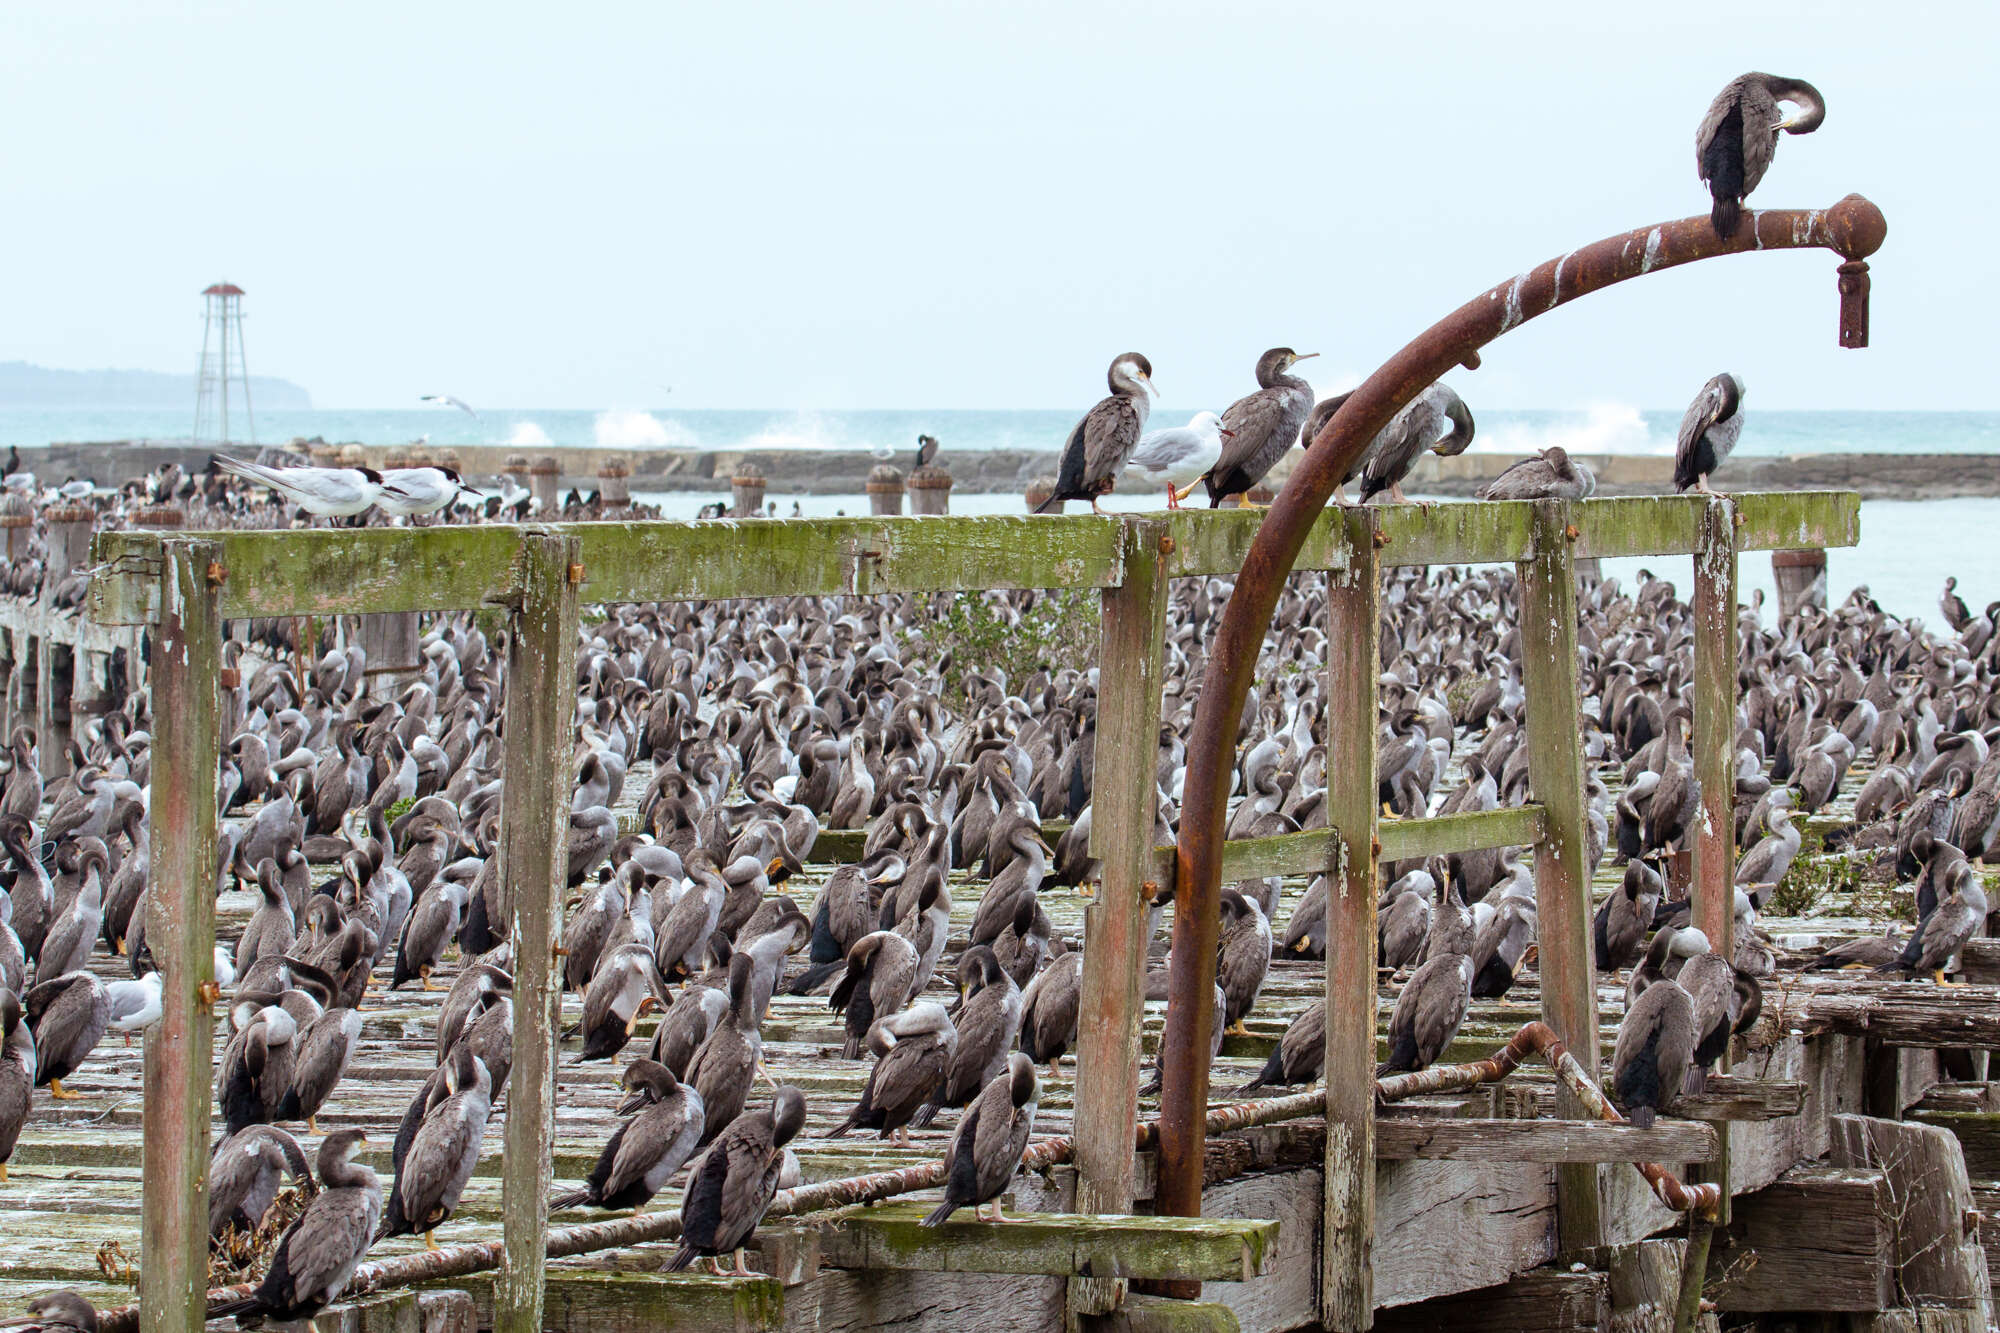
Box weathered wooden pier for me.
[4,482,1985,1333]
[16,191,1990,1333]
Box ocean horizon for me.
[3,405,1999,458]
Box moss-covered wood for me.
[812,1201,1276,1282]
[88,491,1859,625]
[1146,807,1547,890]
[431,1271,784,1333]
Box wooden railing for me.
[86,488,1859,1333]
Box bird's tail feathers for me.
[665,1243,699,1272]
[1710,196,1740,240]
[549,1188,591,1212]
[920,1199,959,1228]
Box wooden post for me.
[731,464,768,520]
[1691,496,1738,1223]
[139,539,222,1333]
[495,531,581,1333]
[1069,518,1169,1320]
[1516,499,1602,1253]
[530,455,562,514]
[909,464,953,515]
[1321,508,1380,1331]
[33,629,56,781]
[867,464,905,516]
[1770,547,1826,620]
[359,611,422,699]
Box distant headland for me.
[0,360,312,408]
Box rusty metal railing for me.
[1158,196,1885,1231]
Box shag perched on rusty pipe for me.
[1153,195,1887,1227]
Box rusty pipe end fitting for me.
[1825,193,1888,261]
[1837,260,1871,349]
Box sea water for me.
[2,405,1993,624]
[4,405,1998,459]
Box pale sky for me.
[4,2,1993,411]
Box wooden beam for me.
[1803,986,2000,1047]
[1674,1076,1807,1122]
[1321,506,1379,1333]
[813,1202,1277,1281]
[443,1271,786,1333]
[86,492,1861,625]
[1079,1293,1245,1333]
[138,540,223,1333]
[494,532,581,1333]
[1709,1166,1896,1312]
[1374,1270,1609,1333]
[1515,499,1601,1252]
[1691,496,1739,1223]
[1071,518,1169,1320]
[1372,1117,1718,1163]
[1145,807,1546,889]
[1162,505,1353,579]
[1830,1114,1991,1312]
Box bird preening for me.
[1696,73,1826,239]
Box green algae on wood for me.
[89,491,1859,627]
[814,1200,1276,1282]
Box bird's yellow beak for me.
[1292,352,1320,362]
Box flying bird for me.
[420,395,479,418]
[1696,73,1826,238]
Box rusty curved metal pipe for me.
[1156,197,1887,1222]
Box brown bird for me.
[1695,73,1826,238]
[1036,355,1155,515]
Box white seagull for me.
[215,454,385,518]
[1122,411,1229,509]
[421,394,479,418]
[376,465,480,518]
[106,971,164,1045]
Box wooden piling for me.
[0,496,31,562]
[494,532,582,1333]
[909,463,952,515]
[597,456,630,511]
[1692,497,1739,1221]
[1771,548,1826,619]
[531,456,562,514]
[867,464,905,517]
[1516,500,1601,1253]
[139,539,223,1333]
[1321,508,1381,1331]
[732,464,767,520]
[1069,517,1169,1320]
[359,611,422,698]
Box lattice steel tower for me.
[193,281,257,447]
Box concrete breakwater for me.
[35,438,2000,500]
